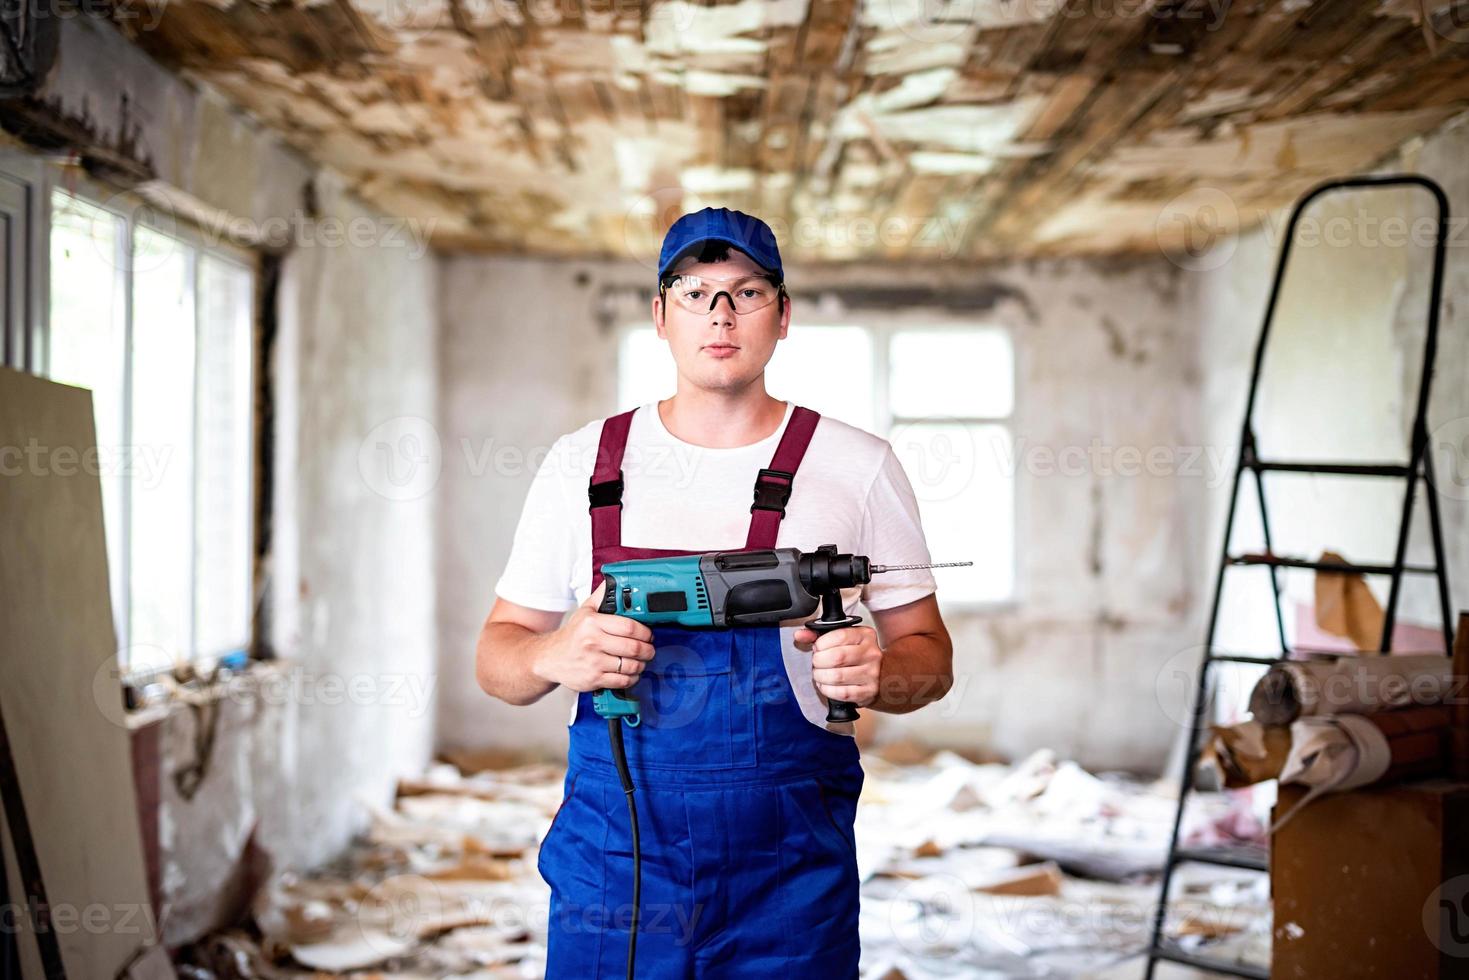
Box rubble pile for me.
[181,746,1269,978]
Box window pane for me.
[48,192,128,630]
[891,421,1014,602]
[764,327,875,431]
[128,228,195,671]
[890,328,1013,418]
[618,325,877,432]
[194,254,253,660]
[618,327,674,408]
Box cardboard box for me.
[1272,780,1469,978]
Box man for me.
[476,207,955,977]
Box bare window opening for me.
[618,322,1017,605]
[48,190,256,674]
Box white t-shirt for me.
[496,399,937,612]
[494,399,937,732]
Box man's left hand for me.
[792,625,883,708]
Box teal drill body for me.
[591,545,883,724]
[596,554,718,627]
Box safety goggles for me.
[659,273,786,315]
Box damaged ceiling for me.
[113,0,1469,261]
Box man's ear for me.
[652,293,666,338]
[777,290,791,340]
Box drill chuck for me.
[797,550,872,596]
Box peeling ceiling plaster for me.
[114,0,1469,261]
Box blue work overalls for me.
[537,404,864,978]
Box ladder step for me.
[1227,553,1437,575]
[1173,845,1269,872]
[1249,459,1410,476]
[1149,943,1270,979]
[1206,652,1281,666]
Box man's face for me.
[652,248,790,395]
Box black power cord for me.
[607,718,640,979]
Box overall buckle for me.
[750,468,795,516]
[588,471,624,509]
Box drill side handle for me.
[805,588,863,724]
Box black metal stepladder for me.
[1144,174,1458,979]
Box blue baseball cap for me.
[657,207,783,283]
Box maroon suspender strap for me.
[589,409,636,553]
[589,404,820,555]
[744,406,821,550]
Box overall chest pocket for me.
[624,626,757,770]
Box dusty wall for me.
[1191,114,1469,670]
[21,18,440,945]
[437,253,1207,774]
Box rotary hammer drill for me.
[594,543,968,724]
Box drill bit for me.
[871,560,973,573]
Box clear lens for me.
[664,274,781,314]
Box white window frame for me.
[614,314,1022,612]
[0,152,48,373]
[44,170,259,678]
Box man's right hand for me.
[531,580,656,692]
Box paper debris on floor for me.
[180,745,1268,978]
